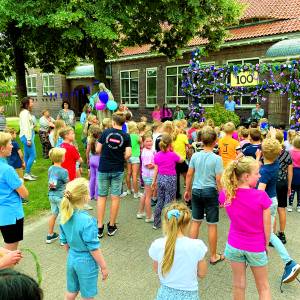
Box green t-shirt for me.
[130,133,140,157]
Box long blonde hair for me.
[53,120,65,145]
[60,178,90,224]
[221,156,258,204]
[161,202,191,277]
[159,133,173,152]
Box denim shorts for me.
[98,171,124,196]
[191,187,219,223]
[67,253,99,298]
[224,243,268,267]
[270,197,278,218]
[128,156,140,164]
[49,195,62,216]
[156,285,199,300]
[142,176,153,186]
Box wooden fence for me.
[4,96,20,117]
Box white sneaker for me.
[120,191,128,198]
[287,206,293,212]
[136,212,146,219]
[134,192,143,199]
[24,173,36,181]
[297,206,300,213]
[84,203,93,210]
[145,216,154,223]
[30,173,38,179]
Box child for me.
[288,135,300,212]
[152,133,183,229]
[6,128,25,179]
[241,128,261,158]
[219,156,272,299]
[86,125,101,200]
[60,178,108,300]
[46,147,69,244]
[126,121,142,198]
[81,114,98,148]
[218,122,240,167]
[60,127,83,181]
[184,126,224,264]
[49,119,65,148]
[149,202,207,300]
[284,130,296,151]
[101,117,112,131]
[152,121,162,152]
[257,138,300,286]
[137,133,155,222]
[239,127,250,149]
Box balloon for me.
[106,100,118,111]
[95,101,106,111]
[99,91,109,104]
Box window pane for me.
[242,95,256,105]
[244,59,259,65]
[49,76,54,87]
[130,71,138,78]
[167,76,177,97]
[147,69,157,77]
[202,96,214,105]
[130,98,139,105]
[147,97,156,105]
[166,97,176,105]
[147,77,156,97]
[32,77,36,87]
[131,78,139,97]
[43,76,48,86]
[228,60,242,66]
[121,71,129,79]
[178,66,187,74]
[121,79,130,97]
[167,67,177,75]
[178,96,188,105]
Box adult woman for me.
[19,97,37,181]
[97,82,113,122]
[151,105,161,122]
[251,102,264,122]
[160,103,173,122]
[0,132,28,251]
[39,110,55,159]
[173,105,185,120]
[57,101,75,128]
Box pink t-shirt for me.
[141,148,155,178]
[219,188,272,252]
[290,148,300,167]
[152,111,161,121]
[154,151,180,176]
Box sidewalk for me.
[12,196,300,300]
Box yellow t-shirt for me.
[173,133,189,160]
[218,136,240,167]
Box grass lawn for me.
[6,118,86,219]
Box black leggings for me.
[288,184,300,207]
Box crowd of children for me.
[2,105,300,299]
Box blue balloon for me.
[106,100,118,111]
[99,91,109,104]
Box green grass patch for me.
[6,118,85,219]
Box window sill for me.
[27,93,37,97]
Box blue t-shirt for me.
[48,165,69,199]
[60,210,100,253]
[258,161,279,198]
[242,144,261,159]
[189,151,223,189]
[7,140,22,169]
[0,157,23,226]
[225,100,236,112]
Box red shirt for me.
[61,143,80,181]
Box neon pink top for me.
[290,148,300,168]
[219,188,272,252]
[154,150,180,176]
[152,110,161,121]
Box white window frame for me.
[226,57,260,108]
[120,69,139,107]
[26,74,37,96]
[165,64,189,107]
[42,73,55,96]
[146,67,157,107]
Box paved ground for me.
[5,193,300,300]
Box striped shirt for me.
[0,114,6,131]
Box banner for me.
[230,71,259,87]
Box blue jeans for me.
[98,171,124,196]
[20,132,36,174]
[269,197,291,264]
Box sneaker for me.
[107,223,118,236]
[282,260,300,283]
[277,232,287,244]
[120,191,128,198]
[46,232,59,244]
[297,206,300,213]
[287,206,293,212]
[30,173,38,179]
[136,212,146,219]
[152,225,159,230]
[133,192,143,199]
[145,216,154,223]
[98,226,104,238]
[22,198,29,205]
[84,203,93,210]
[151,198,157,207]
[24,173,36,181]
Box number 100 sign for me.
[230,71,259,87]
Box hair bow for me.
[167,209,181,220]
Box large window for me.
[26,75,37,96]
[42,74,55,95]
[146,68,157,106]
[120,70,139,105]
[166,65,189,106]
[227,58,259,106]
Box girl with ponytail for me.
[149,202,207,300]
[219,156,272,299]
[60,178,108,300]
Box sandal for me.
[210,253,225,265]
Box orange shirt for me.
[218,136,240,167]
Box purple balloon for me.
[99,91,109,104]
[95,101,106,111]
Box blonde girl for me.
[126,121,142,198]
[82,114,99,148]
[284,129,296,151]
[219,157,272,300]
[60,178,108,300]
[101,117,112,131]
[152,134,183,229]
[149,202,207,300]
[154,121,174,152]
[86,125,102,200]
[49,120,65,148]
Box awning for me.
[265,38,300,58]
